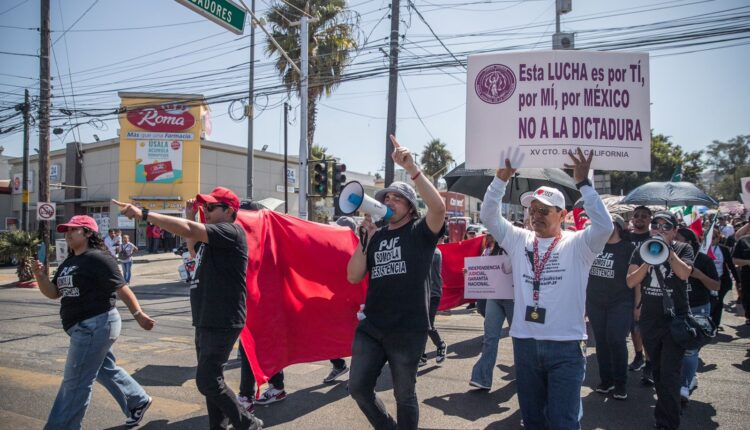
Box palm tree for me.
[0,230,41,283]
[265,0,358,150]
[420,138,454,186]
[310,144,328,160]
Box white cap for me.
[520,186,566,210]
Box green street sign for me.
[175,0,246,35]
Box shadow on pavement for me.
[104,416,208,429]
[131,364,197,387]
[253,381,351,427]
[422,379,517,422]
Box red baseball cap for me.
[57,215,99,233]
[195,186,240,212]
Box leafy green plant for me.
[0,230,42,283]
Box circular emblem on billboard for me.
[474,64,516,104]
[171,140,181,150]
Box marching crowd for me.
[30,138,749,430]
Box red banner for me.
[437,236,484,310]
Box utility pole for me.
[19,89,30,232]
[384,0,400,186]
[283,101,289,214]
[298,15,309,220]
[246,0,256,200]
[39,0,51,267]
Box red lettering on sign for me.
[126,104,195,132]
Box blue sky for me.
[1,0,748,176]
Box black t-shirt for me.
[630,241,694,331]
[732,236,750,285]
[190,222,249,328]
[365,218,444,332]
[629,231,651,250]
[587,240,636,306]
[687,252,718,308]
[53,249,125,331]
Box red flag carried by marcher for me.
[437,236,484,310]
[235,210,367,389]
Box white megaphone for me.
[338,181,393,222]
[639,236,670,265]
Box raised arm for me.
[390,135,446,233]
[564,149,612,254]
[480,151,521,244]
[113,199,209,244]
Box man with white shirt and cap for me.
[480,148,612,430]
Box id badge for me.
[525,306,546,324]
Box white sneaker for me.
[237,395,255,414]
[680,386,689,403]
[255,386,287,405]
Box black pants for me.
[587,300,633,386]
[238,342,284,398]
[642,324,686,430]
[710,288,730,326]
[424,296,443,351]
[195,328,256,430]
[349,320,427,430]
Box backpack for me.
[118,244,132,261]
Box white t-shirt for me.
[104,235,121,257]
[712,245,724,277]
[501,228,598,340]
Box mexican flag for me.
[678,205,703,238]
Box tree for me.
[609,133,706,194]
[0,230,41,283]
[265,0,358,149]
[420,138,454,186]
[704,135,750,201]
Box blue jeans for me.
[586,300,633,386]
[349,320,427,430]
[471,299,514,388]
[45,308,149,430]
[121,262,133,283]
[512,337,587,430]
[681,303,711,389]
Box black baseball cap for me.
[652,210,678,226]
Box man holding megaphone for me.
[346,135,446,430]
[626,211,694,430]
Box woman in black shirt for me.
[32,215,156,429]
[674,228,719,405]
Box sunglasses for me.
[528,205,556,217]
[650,222,674,232]
[204,203,229,212]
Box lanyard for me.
[531,234,561,308]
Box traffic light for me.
[311,160,328,196]
[331,161,347,196]
[326,161,334,196]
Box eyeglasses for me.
[204,203,228,212]
[650,222,674,232]
[528,205,556,217]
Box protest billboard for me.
[466,50,650,171]
[464,255,514,300]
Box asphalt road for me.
[0,253,748,429]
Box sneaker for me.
[469,380,491,390]
[238,395,255,414]
[688,375,698,393]
[244,415,264,430]
[595,382,614,394]
[323,365,349,383]
[628,355,645,371]
[641,361,655,386]
[125,396,152,427]
[613,384,628,400]
[436,342,448,364]
[255,386,286,405]
[418,355,428,367]
[680,386,689,405]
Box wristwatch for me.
[141,208,149,222]
[575,179,592,190]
